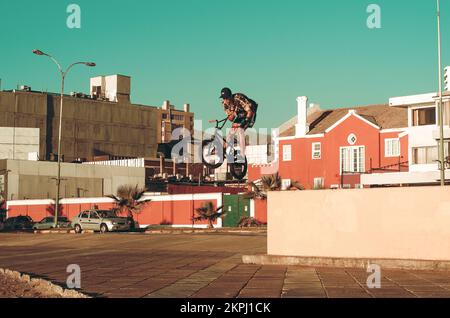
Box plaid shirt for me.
[224,93,254,120]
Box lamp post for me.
[437,0,446,186]
[32,49,95,227]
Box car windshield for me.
[97,210,117,218]
[59,217,68,222]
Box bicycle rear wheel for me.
[229,156,248,180]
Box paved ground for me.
[0,233,450,298]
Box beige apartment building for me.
[0,74,194,163]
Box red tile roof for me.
[279,104,407,137]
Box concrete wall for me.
[268,187,450,261]
[0,91,48,158]
[1,159,144,200]
[0,127,39,160]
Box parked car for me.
[71,210,131,234]
[33,216,71,230]
[3,216,34,231]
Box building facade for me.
[249,96,409,189]
[362,92,450,186]
[0,75,194,163]
[0,159,145,200]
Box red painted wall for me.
[7,202,115,223]
[7,197,221,227]
[254,199,267,224]
[168,184,245,195]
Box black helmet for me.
[220,87,232,99]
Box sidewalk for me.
[0,233,449,298]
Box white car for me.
[71,210,131,234]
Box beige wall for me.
[268,187,450,261]
[0,127,40,160]
[2,159,144,200]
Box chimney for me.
[183,103,190,113]
[162,100,170,110]
[295,96,309,137]
[159,153,165,176]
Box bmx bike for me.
[201,118,248,181]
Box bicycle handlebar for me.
[208,118,228,130]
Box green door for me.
[223,195,250,227]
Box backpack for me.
[247,98,258,128]
[236,93,258,128]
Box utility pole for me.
[32,49,95,227]
[437,0,446,186]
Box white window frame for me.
[313,177,324,189]
[312,142,322,160]
[340,146,365,175]
[281,179,292,190]
[385,138,400,157]
[282,144,292,162]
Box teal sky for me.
[1,0,450,129]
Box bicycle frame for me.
[202,118,248,180]
[205,118,242,163]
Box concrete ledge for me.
[34,229,94,234]
[145,227,267,235]
[242,254,450,271]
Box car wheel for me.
[74,224,82,234]
[100,224,108,234]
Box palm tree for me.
[245,173,282,200]
[0,199,7,223]
[192,202,225,229]
[107,185,152,230]
[46,203,63,217]
[260,173,282,192]
[290,181,306,191]
[245,173,304,200]
[244,181,267,200]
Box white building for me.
[362,91,450,186]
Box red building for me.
[250,97,409,189]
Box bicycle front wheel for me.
[202,139,224,169]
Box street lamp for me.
[32,49,95,227]
[436,0,446,186]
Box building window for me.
[172,115,184,121]
[385,138,400,157]
[411,144,450,164]
[282,145,292,162]
[340,146,365,174]
[412,107,436,126]
[281,179,292,190]
[413,147,437,164]
[313,177,324,189]
[312,143,321,160]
